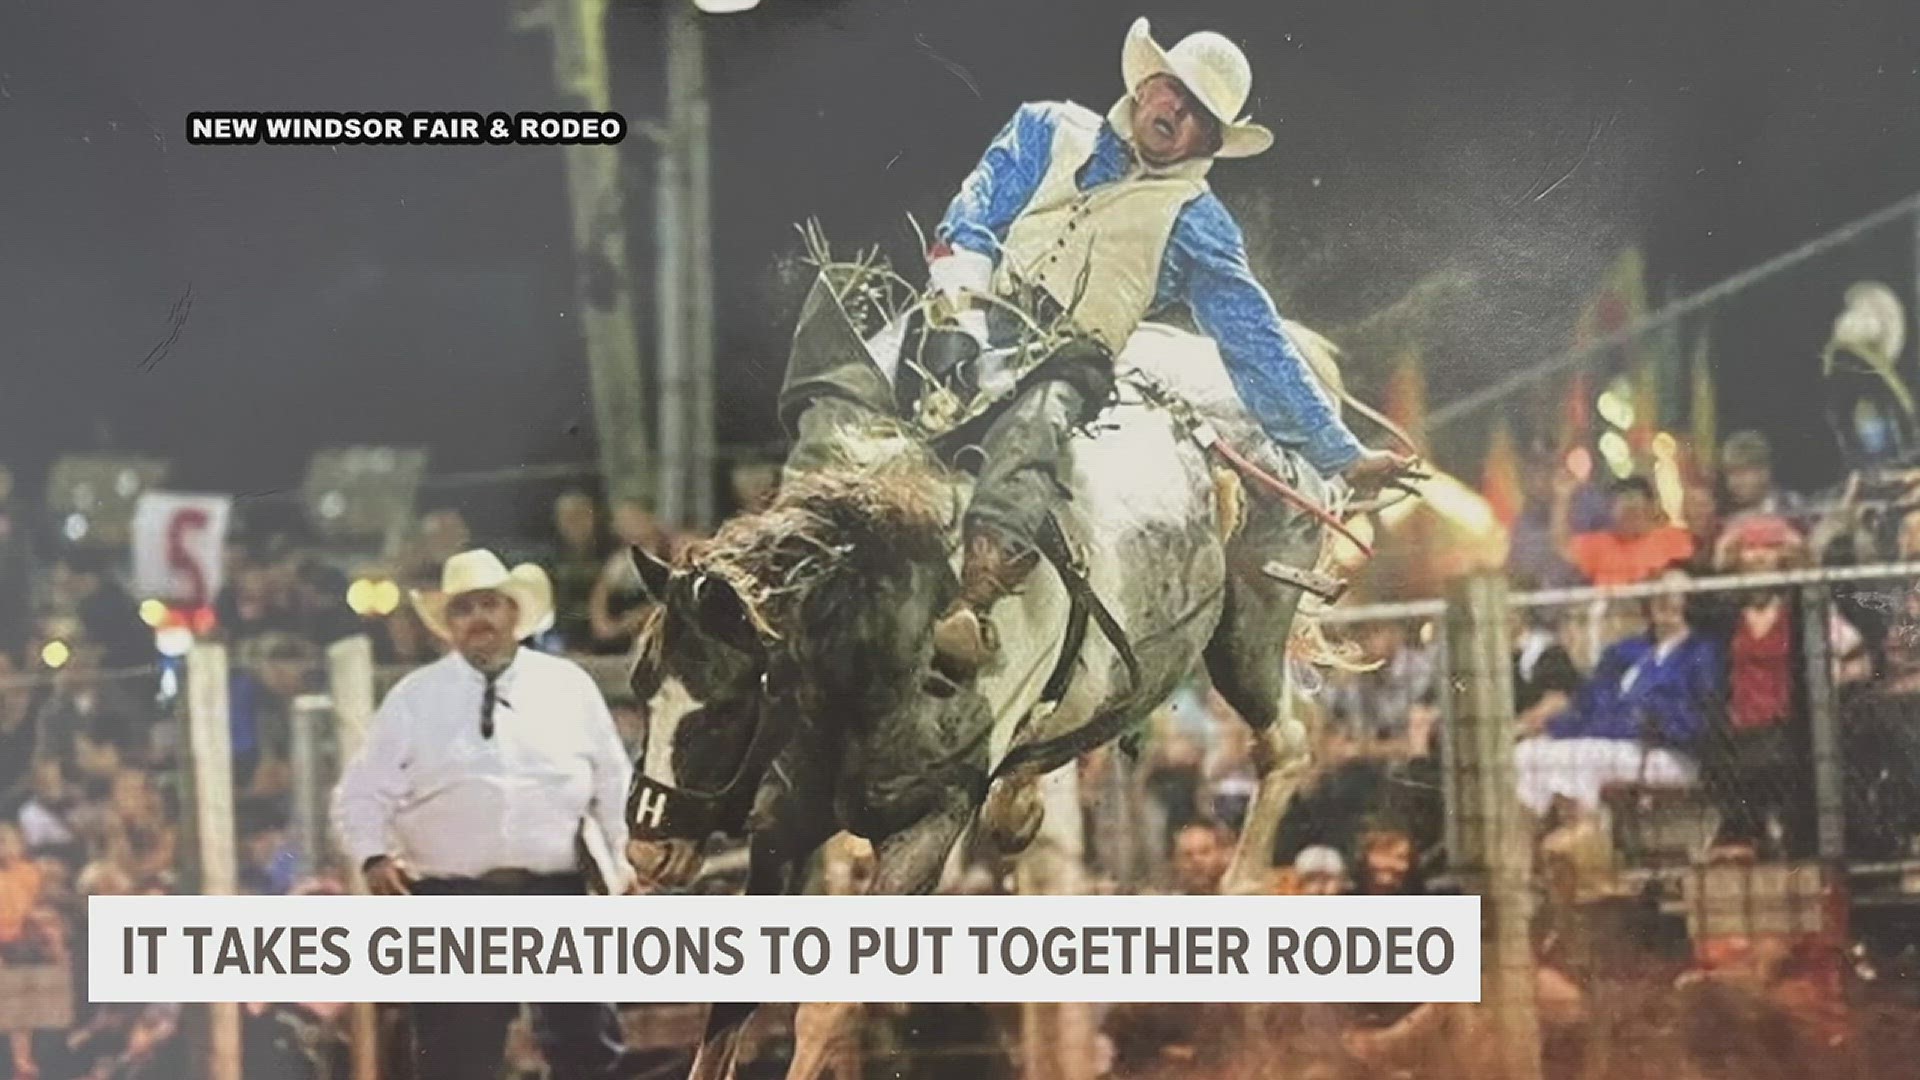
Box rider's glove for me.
[927,248,994,310]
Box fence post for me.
[1015,764,1096,1080]
[1442,573,1541,1080]
[327,635,377,770]
[325,635,383,1080]
[186,643,242,1080]
[1799,586,1847,860]
[288,693,331,877]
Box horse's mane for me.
[687,414,956,641]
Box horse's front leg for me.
[784,792,975,1080]
[689,753,838,1080]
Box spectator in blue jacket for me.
[1515,567,1724,814]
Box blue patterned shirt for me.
[935,101,1366,475]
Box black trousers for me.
[408,873,692,1080]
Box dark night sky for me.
[5,0,1920,534]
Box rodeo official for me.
[918,17,1415,680]
[330,549,671,1080]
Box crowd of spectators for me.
[0,453,787,1079]
[3,418,1917,1077]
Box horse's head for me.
[631,443,967,734]
[627,544,771,799]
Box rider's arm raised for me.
[1167,194,1367,477]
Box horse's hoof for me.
[980,776,1044,854]
[627,838,705,889]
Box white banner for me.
[90,894,1479,1004]
[130,492,232,608]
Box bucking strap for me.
[1032,512,1140,706]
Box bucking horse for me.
[617,245,1401,1080]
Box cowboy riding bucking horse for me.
[621,17,1420,1080]
[916,16,1413,680]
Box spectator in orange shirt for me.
[1552,473,1696,586]
[0,821,42,952]
[0,821,49,1080]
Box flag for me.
[1687,323,1717,481]
[1480,417,1523,530]
[1575,248,1656,455]
[1559,370,1593,455]
[1384,344,1428,452]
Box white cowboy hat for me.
[410,548,553,642]
[1120,16,1274,159]
[1831,280,1906,363]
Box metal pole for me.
[530,0,652,508]
[1442,573,1541,1080]
[186,644,242,1080]
[656,1,693,527]
[1800,585,1847,860]
[686,8,717,531]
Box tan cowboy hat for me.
[1120,16,1274,159]
[410,549,553,642]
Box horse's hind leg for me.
[785,793,975,1080]
[1205,535,1320,895]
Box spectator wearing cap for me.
[1291,845,1350,895]
[331,548,652,1080]
[1552,472,1697,586]
[1717,431,1805,531]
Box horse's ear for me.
[631,544,673,602]
[691,573,761,654]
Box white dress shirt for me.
[331,647,633,880]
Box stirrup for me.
[1260,560,1347,603]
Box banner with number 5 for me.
[131,492,233,609]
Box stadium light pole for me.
[522,0,653,512]
[525,0,746,525]
[651,0,722,531]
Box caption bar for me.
[91,895,1478,1004]
[184,111,626,146]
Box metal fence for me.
[1297,562,1920,1080]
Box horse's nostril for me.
[922,675,959,699]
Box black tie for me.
[480,672,510,739]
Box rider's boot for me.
[931,529,1038,682]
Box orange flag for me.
[1481,417,1523,530]
[1385,345,1428,452]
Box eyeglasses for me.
[480,675,511,739]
